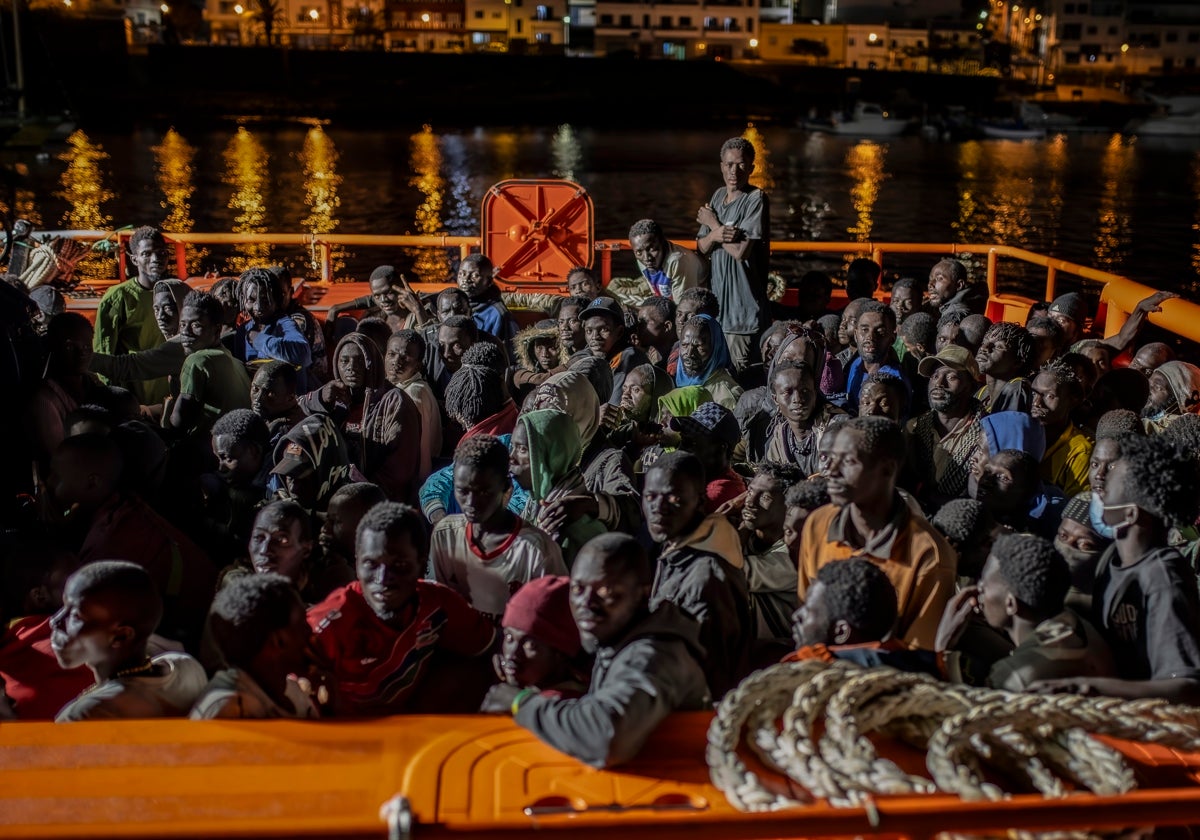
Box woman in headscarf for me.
[675,313,742,410]
[297,332,422,504]
[527,369,642,534]
[510,409,606,566]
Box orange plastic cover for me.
[481,179,593,289]
[5,713,1200,838]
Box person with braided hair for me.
[1032,360,1092,498]
[936,533,1115,692]
[974,321,1034,414]
[233,267,313,393]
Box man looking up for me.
[908,345,983,508]
[1128,342,1174,377]
[796,416,956,649]
[629,218,708,301]
[94,226,171,405]
[697,137,769,373]
[975,321,1034,414]
[481,533,710,768]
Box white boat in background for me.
[803,103,912,137]
[1143,93,1200,115]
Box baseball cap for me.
[579,297,624,324]
[270,442,316,479]
[670,401,740,446]
[917,344,981,380]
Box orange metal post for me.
[173,241,187,281]
[1045,264,1058,302]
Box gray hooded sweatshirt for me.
[514,602,711,768]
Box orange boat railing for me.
[51,230,1200,345]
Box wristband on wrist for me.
[511,687,536,717]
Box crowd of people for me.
[1,135,1199,771]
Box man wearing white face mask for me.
[1053,493,1112,614]
[1034,434,1200,703]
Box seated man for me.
[782,477,830,563]
[971,447,1065,540]
[672,401,746,513]
[192,573,318,719]
[168,291,252,433]
[457,254,516,345]
[1031,361,1092,497]
[635,297,678,369]
[644,452,752,697]
[739,461,804,643]
[326,265,431,334]
[47,434,216,649]
[385,329,441,480]
[316,483,386,599]
[250,360,306,446]
[675,314,742,410]
[307,502,496,716]
[796,416,957,649]
[629,218,708,301]
[481,533,710,768]
[581,297,649,406]
[936,533,1115,692]
[431,435,566,622]
[787,559,942,677]
[927,258,986,319]
[1141,360,1200,433]
[0,540,93,719]
[53,561,207,721]
[1038,435,1200,702]
[491,575,584,697]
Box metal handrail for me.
[56,229,1200,344]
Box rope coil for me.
[707,660,1200,835]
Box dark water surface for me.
[5,122,1200,299]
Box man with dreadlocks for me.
[93,226,171,406]
[1031,360,1092,498]
[234,267,313,394]
[974,321,1034,415]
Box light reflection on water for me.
[153,128,206,275]
[1093,133,1135,272]
[299,125,347,278]
[222,126,271,272]
[12,124,1200,294]
[56,130,115,281]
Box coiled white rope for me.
[708,660,1200,818]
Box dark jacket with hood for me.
[270,412,353,514]
[298,333,422,504]
[940,281,989,320]
[512,323,567,398]
[514,601,711,768]
[651,530,753,699]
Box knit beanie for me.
[502,576,581,657]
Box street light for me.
[309,8,318,19]
[562,15,570,47]
[160,3,169,11]
[233,3,243,11]
[421,12,429,21]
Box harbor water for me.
[5,122,1200,300]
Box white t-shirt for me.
[56,652,208,722]
[430,514,566,621]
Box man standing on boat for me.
[697,137,769,374]
[92,226,170,407]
